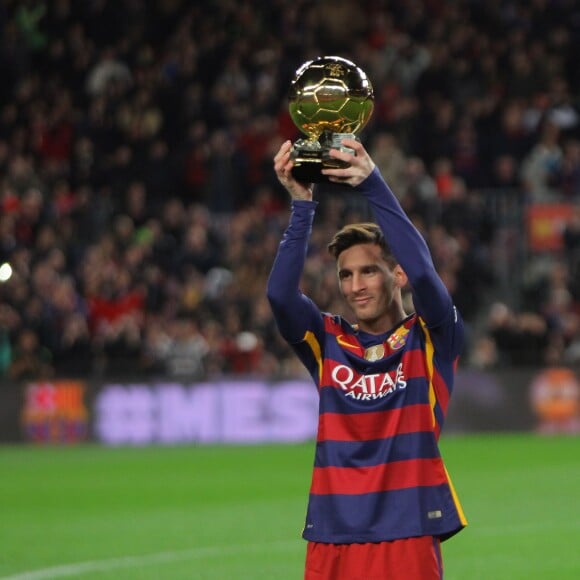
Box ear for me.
[393,265,408,289]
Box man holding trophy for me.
[267,57,467,579]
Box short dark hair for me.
[327,222,397,266]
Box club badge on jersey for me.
[387,326,410,350]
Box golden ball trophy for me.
[288,56,374,183]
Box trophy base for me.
[290,133,358,183]
[290,157,327,183]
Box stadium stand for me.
[0,0,579,379]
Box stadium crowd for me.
[0,0,579,381]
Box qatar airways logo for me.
[331,363,407,400]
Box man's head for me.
[328,223,395,265]
[328,223,407,333]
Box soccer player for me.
[267,138,467,580]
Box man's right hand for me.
[322,138,376,187]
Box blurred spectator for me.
[85,47,132,98]
[551,138,580,199]
[490,154,521,189]
[0,326,10,375]
[145,316,209,380]
[520,119,563,201]
[486,302,550,367]
[545,76,579,135]
[467,335,499,371]
[398,156,439,227]
[368,132,407,198]
[0,304,19,376]
[8,327,54,381]
[484,100,535,171]
[450,118,482,187]
[52,312,93,377]
[563,205,580,300]
[220,330,263,375]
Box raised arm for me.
[266,200,323,343]
[321,139,464,357]
[267,141,323,344]
[356,168,452,327]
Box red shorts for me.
[304,536,443,580]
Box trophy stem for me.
[321,132,357,168]
[290,132,360,182]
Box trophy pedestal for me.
[291,132,357,183]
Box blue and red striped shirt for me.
[267,168,467,543]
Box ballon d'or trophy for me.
[289,56,374,183]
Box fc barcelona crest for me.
[387,326,410,350]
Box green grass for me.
[0,435,579,579]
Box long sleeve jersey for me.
[267,168,467,544]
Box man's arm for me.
[322,139,464,359]
[267,140,324,344]
[356,168,452,327]
[267,200,323,344]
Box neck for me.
[358,306,407,335]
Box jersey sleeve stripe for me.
[303,330,323,385]
[420,319,441,430]
[444,466,468,526]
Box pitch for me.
[0,435,578,579]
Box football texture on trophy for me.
[288,56,374,183]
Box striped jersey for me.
[267,168,467,544]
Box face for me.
[337,243,405,333]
